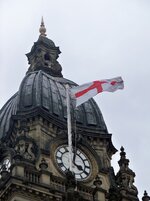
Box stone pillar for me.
[39,158,51,185]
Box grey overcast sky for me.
[0,0,150,199]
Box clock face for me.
[55,145,91,180]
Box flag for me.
[70,76,124,107]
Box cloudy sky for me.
[0,0,150,198]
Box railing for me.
[24,170,40,183]
[24,169,66,192]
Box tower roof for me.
[0,70,108,139]
[0,20,108,139]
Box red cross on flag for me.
[70,76,124,107]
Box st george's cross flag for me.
[70,76,124,107]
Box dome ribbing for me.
[0,70,107,139]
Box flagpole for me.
[66,84,73,172]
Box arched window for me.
[44,53,51,61]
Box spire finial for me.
[142,190,150,201]
[39,16,47,37]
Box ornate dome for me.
[0,20,108,139]
[0,70,107,139]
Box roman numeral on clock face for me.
[55,145,91,180]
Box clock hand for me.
[72,151,83,171]
[73,162,83,171]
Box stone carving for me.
[39,158,48,170]
[117,173,138,196]
[102,151,110,168]
[15,140,35,161]
[128,176,138,196]
[93,175,102,188]
[121,173,129,188]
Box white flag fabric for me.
[70,77,124,107]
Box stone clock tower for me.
[0,19,149,201]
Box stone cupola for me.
[26,18,62,77]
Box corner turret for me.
[116,147,139,201]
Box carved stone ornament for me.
[93,175,102,188]
[102,150,111,169]
[14,136,38,162]
[116,147,139,198]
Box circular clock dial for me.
[55,145,91,180]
